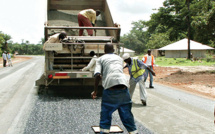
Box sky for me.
[0,0,165,44]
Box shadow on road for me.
[36,85,103,99]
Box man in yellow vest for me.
[122,53,155,106]
[142,49,155,88]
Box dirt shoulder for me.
[154,66,215,100]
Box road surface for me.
[0,56,214,134]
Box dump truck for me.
[36,0,124,94]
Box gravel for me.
[24,93,153,134]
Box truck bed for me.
[48,10,108,36]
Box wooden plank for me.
[50,1,102,6]
[53,65,85,68]
[45,26,120,30]
[49,5,103,10]
[50,0,103,3]
[51,0,102,2]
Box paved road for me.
[131,82,214,134]
[0,56,214,134]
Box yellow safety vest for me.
[131,59,145,79]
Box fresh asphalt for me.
[0,56,214,134]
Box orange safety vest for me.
[143,55,154,70]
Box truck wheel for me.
[38,85,45,94]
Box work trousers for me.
[144,66,154,86]
[8,59,12,67]
[3,60,6,67]
[100,88,137,134]
[78,13,93,36]
[129,78,147,101]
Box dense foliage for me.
[121,0,215,54]
[0,31,44,55]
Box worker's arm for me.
[146,66,156,76]
[138,59,156,76]
[91,73,101,99]
[82,58,97,71]
[91,58,102,99]
[123,64,128,69]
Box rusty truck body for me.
[36,0,123,93]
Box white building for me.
[120,47,135,56]
[158,38,214,58]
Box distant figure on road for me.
[43,32,67,70]
[78,9,101,36]
[123,53,155,106]
[2,51,7,67]
[142,49,155,88]
[7,52,13,67]
[81,51,97,71]
[92,43,138,134]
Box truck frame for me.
[36,0,124,94]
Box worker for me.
[92,43,138,134]
[2,51,7,67]
[81,51,97,71]
[78,9,101,36]
[43,32,67,49]
[43,32,67,70]
[122,53,155,106]
[142,49,155,88]
[7,52,13,67]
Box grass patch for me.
[137,56,215,66]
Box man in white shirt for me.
[92,43,138,134]
[142,49,155,88]
[2,51,7,67]
[81,51,97,71]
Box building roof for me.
[120,47,135,53]
[158,38,214,50]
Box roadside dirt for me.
[124,65,215,100]
[154,66,215,100]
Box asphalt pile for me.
[24,94,153,134]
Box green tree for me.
[146,33,172,49]
[0,32,11,51]
[191,0,215,44]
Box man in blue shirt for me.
[7,52,13,67]
[122,53,155,106]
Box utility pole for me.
[187,0,191,59]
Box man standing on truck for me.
[91,43,138,134]
[78,9,101,36]
[43,32,67,70]
[122,53,155,106]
